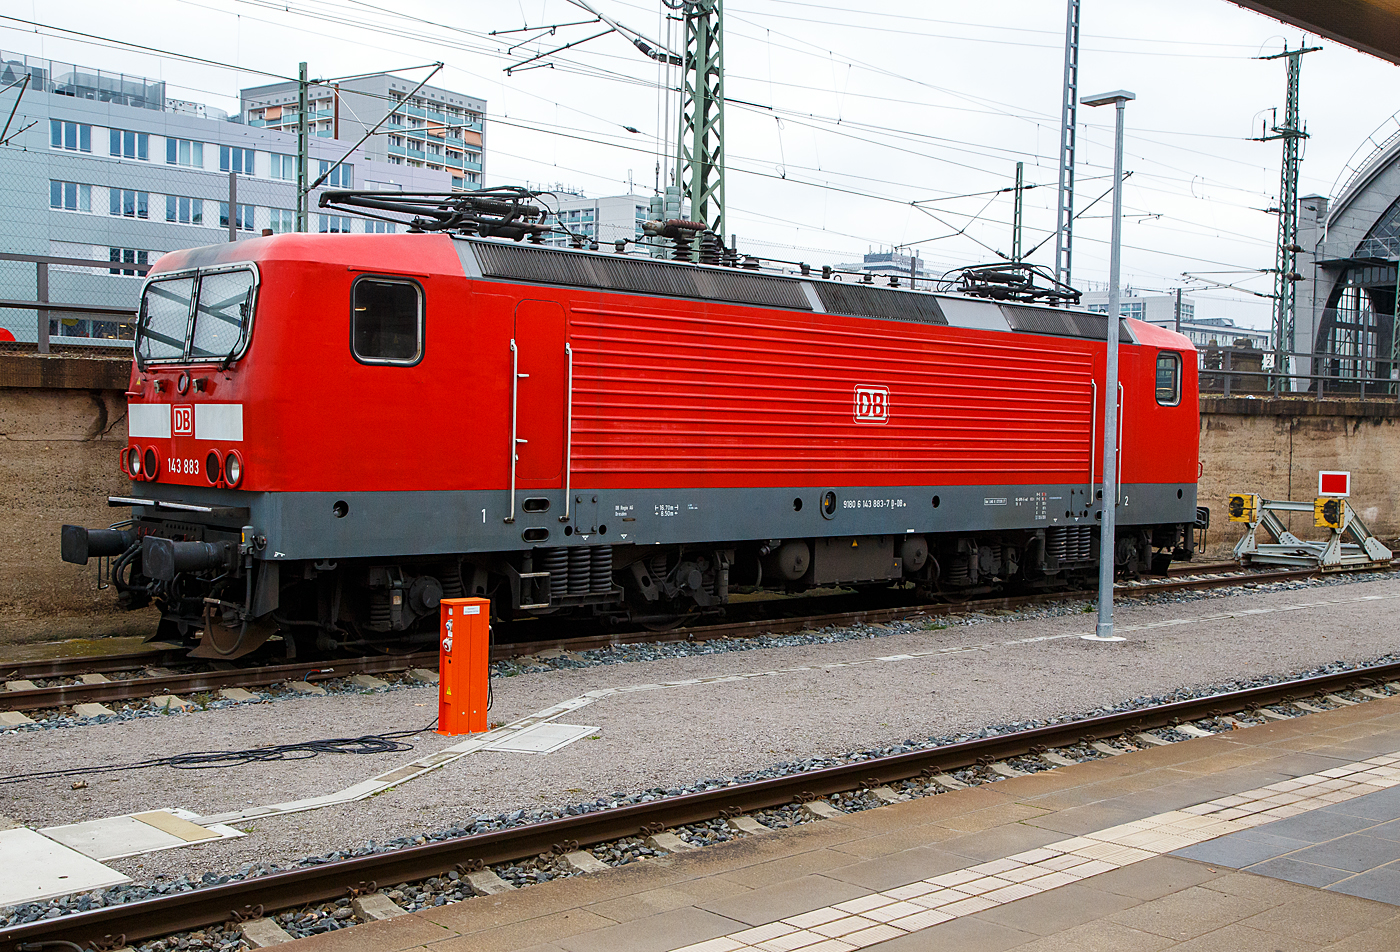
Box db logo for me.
[173,405,194,436]
[853,386,889,424]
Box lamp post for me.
[1081,89,1134,643]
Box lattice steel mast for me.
[673,0,725,239]
[1256,44,1320,391]
[1053,0,1081,293]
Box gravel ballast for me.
[2,573,1400,917]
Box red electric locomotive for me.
[61,190,1201,658]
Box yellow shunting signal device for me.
[1227,493,1259,523]
[1315,496,1347,530]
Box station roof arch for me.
[1231,1,1400,64]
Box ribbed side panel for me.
[814,283,948,325]
[472,242,810,310]
[568,304,1097,482]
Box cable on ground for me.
[0,720,438,786]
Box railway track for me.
[4,649,1399,949]
[1,562,1389,716]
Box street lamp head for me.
[1082,90,1136,107]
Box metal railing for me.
[1199,343,1400,399]
[1352,235,1400,259]
[0,252,144,354]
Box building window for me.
[49,181,92,212]
[109,129,149,160]
[269,208,295,234]
[319,214,352,233]
[166,138,204,167]
[219,202,254,231]
[50,119,91,152]
[364,220,396,234]
[220,145,256,174]
[166,195,204,225]
[1181,303,1195,321]
[318,160,353,188]
[269,153,296,181]
[109,248,150,276]
[109,188,150,219]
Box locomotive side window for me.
[191,269,255,359]
[138,276,195,362]
[352,278,423,365]
[1155,351,1181,406]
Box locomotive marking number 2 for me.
[853,386,890,425]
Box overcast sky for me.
[5,0,1399,328]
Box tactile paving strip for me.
[667,754,1400,952]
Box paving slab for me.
[0,827,129,906]
[554,907,741,952]
[697,873,868,925]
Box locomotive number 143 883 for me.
[169,457,200,476]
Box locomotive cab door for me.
[512,300,568,488]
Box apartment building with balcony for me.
[0,51,457,345]
[240,73,485,190]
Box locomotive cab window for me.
[136,264,257,367]
[352,278,423,365]
[1155,351,1181,406]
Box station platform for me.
[276,691,1400,952]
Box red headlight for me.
[143,447,160,481]
[205,450,222,484]
[224,450,243,488]
[126,445,143,480]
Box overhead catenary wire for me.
[0,4,1284,317]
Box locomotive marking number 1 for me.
[853,386,890,425]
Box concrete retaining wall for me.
[1199,397,1400,556]
[0,354,157,645]
[3,361,1399,646]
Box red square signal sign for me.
[1318,471,1350,497]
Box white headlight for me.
[127,446,142,478]
[224,453,242,487]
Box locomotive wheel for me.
[640,615,687,632]
[187,617,278,660]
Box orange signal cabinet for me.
[438,597,490,735]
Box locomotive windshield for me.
[137,265,257,367]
